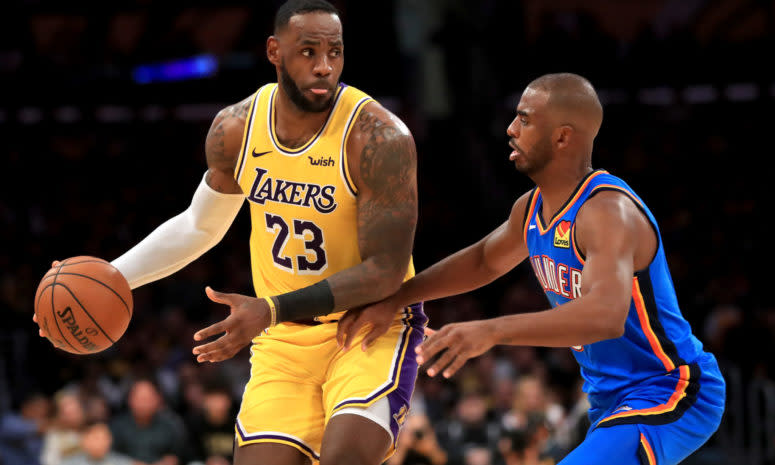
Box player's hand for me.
[192,286,271,363]
[32,260,62,338]
[336,299,401,352]
[415,320,496,378]
[31,313,46,337]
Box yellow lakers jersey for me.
[234,83,415,320]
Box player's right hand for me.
[336,298,401,352]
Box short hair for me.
[274,0,340,33]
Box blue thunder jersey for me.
[523,170,709,414]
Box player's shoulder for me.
[205,93,256,170]
[577,189,645,233]
[215,93,255,127]
[350,100,413,143]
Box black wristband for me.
[275,280,335,323]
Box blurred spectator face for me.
[457,393,487,425]
[513,376,545,414]
[81,423,112,459]
[21,394,51,422]
[128,380,162,423]
[203,390,232,425]
[464,446,492,465]
[84,395,110,423]
[493,378,515,412]
[184,381,205,412]
[56,393,86,430]
[270,12,344,113]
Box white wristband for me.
[111,172,244,289]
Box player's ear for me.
[267,36,281,66]
[554,125,573,150]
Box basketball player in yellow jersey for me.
[34,1,423,465]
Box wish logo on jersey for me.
[247,167,337,214]
[554,220,571,248]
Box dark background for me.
[1,1,773,464]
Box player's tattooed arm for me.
[326,104,418,309]
[204,95,252,194]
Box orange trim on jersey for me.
[523,190,540,245]
[536,170,607,234]
[590,184,645,208]
[571,223,585,264]
[640,433,657,465]
[598,364,690,425]
[633,277,675,372]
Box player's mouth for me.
[509,141,523,161]
[306,84,333,96]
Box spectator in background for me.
[389,412,448,465]
[184,383,236,465]
[60,422,135,465]
[0,392,50,465]
[463,446,492,465]
[436,392,500,465]
[497,412,554,465]
[109,378,187,465]
[42,391,86,465]
[502,375,563,433]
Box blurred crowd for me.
[2,1,774,465]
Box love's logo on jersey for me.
[554,220,571,248]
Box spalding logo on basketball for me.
[34,256,133,354]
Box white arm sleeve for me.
[111,172,245,289]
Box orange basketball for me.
[33,256,133,354]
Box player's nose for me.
[313,55,332,77]
[506,119,520,138]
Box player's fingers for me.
[336,313,354,348]
[204,286,235,306]
[51,260,61,268]
[196,338,240,363]
[442,354,468,378]
[425,346,458,377]
[193,319,228,342]
[32,313,37,323]
[343,317,366,351]
[193,337,229,360]
[361,322,389,351]
[39,329,45,337]
[423,327,436,337]
[416,328,448,364]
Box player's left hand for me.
[192,286,270,363]
[415,320,496,378]
[336,299,400,351]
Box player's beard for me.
[279,61,335,113]
[515,136,553,176]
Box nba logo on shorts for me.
[393,404,408,426]
[554,221,571,248]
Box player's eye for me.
[302,48,314,57]
[520,117,528,126]
[330,49,342,57]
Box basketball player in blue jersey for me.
[339,73,725,465]
[35,1,426,465]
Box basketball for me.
[34,256,133,354]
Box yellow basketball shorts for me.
[235,303,426,462]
